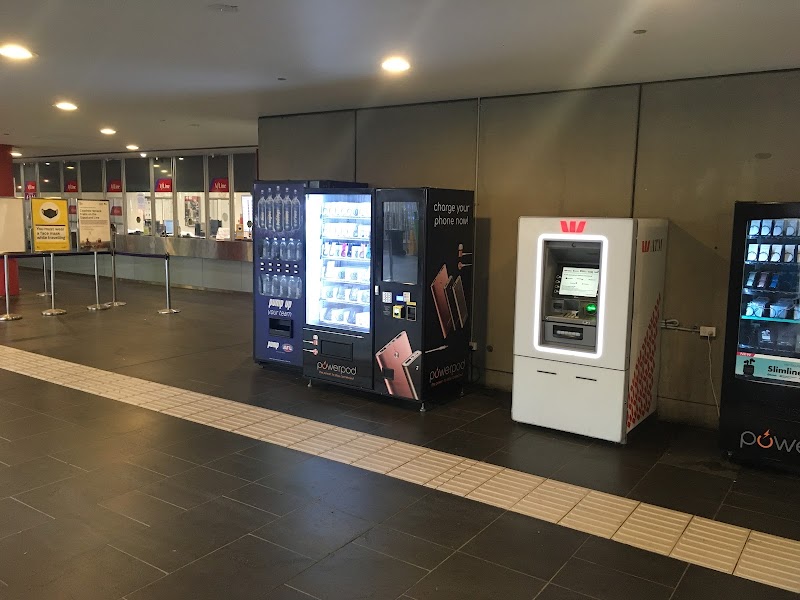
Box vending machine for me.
[512,217,668,443]
[253,180,364,368]
[721,202,800,470]
[303,188,475,407]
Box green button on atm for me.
[584,302,597,316]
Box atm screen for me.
[557,266,599,298]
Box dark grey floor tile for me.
[0,401,34,424]
[289,542,426,600]
[383,491,503,549]
[15,461,164,517]
[2,544,164,600]
[51,432,151,471]
[731,466,800,505]
[254,502,371,560]
[355,525,453,571]
[0,413,72,441]
[1,384,95,412]
[485,432,586,478]
[224,483,308,517]
[155,429,259,464]
[258,456,367,502]
[458,408,528,441]
[127,534,313,600]
[723,490,800,525]
[45,397,139,426]
[125,449,197,476]
[265,584,322,599]
[551,454,649,496]
[110,496,275,573]
[77,408,165,436]
[462,512,588,580]
[101,490,185,526]
[320,469,429,523]
[370,413,467,446]
[0,455,81,498]
[2,425,112,463]
[552,558,674,600]
[658,427,739,479]
[409,552,545,600]
[342,401,414,426]
[535,585,595,600]
[0,497,52,540]
[425,429,508,461]
[319,412,384,434]
[139,466,248,510]
[575,537,687,588]
[206,451,292,481]
[672,565,798,600]
[628,463,732,518]
[715,504,800,541]
[237,440,311,471]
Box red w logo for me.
[642,240,650,253]
[560,220,586,233]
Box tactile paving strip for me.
[0,343,797,593]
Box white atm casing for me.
[512,217,668,443]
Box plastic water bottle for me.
[257,191,266,229]
[287,238,296,261]
[265,187,274,231]
[280,275,288,298]
[283,192,292,234]
[279,238,287,260]
[270,237,279,260]
[295,277,302,299]
[274,187,283,232]
[287,276,297,299]
[259,273,268,295]
[271,274,280,296]
[291,191,301,231]
[296,240,303,263]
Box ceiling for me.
[1,0,799,157]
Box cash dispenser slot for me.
[269,318,293,338]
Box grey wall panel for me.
[258,111,356,181]
[355,101,478,189]
[634,70,800,426]
[477,87,640,381]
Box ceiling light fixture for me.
[178,157,184,161]
[161,169,168,174]
[100,128,116,135]
[381,56,410,73]
[54,101,78,111]
[0,44,33,60]
[153,163,160,168]
[66,165,75,170]
[43,179,50,183]
[140,152,147,158]
[633,29,647,34]
[277,77,287,81]
[126,144,139,151]
[10,151,22,157]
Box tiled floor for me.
[0,269,798,598]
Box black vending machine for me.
[253,180,364,368]
[303,188,475,407]
[721,201,800,471]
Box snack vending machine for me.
[721,202,800,470]
[512,217,668,443]
[303,188,475,407]
[253,180,364,368]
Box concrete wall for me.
[258,69,800,427]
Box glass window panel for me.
[39,161,60,194]
[125,157,150,234]
[176,156,204,237]
[233,153,256,240]
[105,159,123,231]
[125,158,150,192]
[80,160,103,192]
[382,201,420,284]
[208,154,229,240]
[62,161,79,195]
[153,157,174,236]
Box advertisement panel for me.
[77,200,111,250]
[0,197,26,253]
[31,198,70,252]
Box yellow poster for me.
[31,198,70,252]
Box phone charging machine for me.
[512,217,668,443]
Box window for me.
[153,157,174,236]
[233,153,256,240]
[382,201,420,284]
[80,160,103,192]
[124,157,151,235]
[176,156,204,238]
[208,154,229,239]
[105,159,123,232]
[39,162,60,195]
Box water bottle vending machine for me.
[253,180,365,368]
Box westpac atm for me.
[512,217,668,443]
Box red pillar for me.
[0,145,20,296]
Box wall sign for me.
[107,179,122,193]
[31,198,70,252]
[65,180,78,193]
[210,178,229,193]
[77,200,111,251]
[0,197,26,253]
[25,181,36,194]
[155,178,173,193]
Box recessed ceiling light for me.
[100,128,116,135]
[66,165,75,170]
[54,101,78,111]
[140,152,147,158]
[10,151,22,157]
[178,157,184,160]
[277,77,287,81]
[161,169,168,174]
[381,56,410,73]
[126,144,139,151]
[153,163,160,168]
[0,44,33,60]
[633,29,647,35]
[45,162,50,166]
[43,179,50,183]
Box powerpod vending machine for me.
[721,202,800,470]
[512,217,668,443]
[303,188,475,407]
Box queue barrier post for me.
[42,253,67,317]
[0,255,22,321]
[157,253,180,315]
[87,251,111,311]
[36,255,51,298]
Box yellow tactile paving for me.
[559,491,639,538]
[3,343,800,595]
[735,531,800,593]
[388,451,466,485]
[510,480,589,523]
[613,503,692,555]
[466,469,545,509]
[671,517,750,573]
